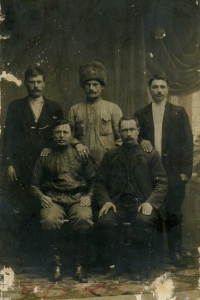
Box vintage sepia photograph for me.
[0,0,200,299]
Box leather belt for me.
[121,197,142,207]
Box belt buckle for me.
[131,198,138,205]
[123,197,138,207]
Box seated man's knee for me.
[71,219,93,232]
[40,208,64,231]
[135,211,158,228]
[97,213,118,227]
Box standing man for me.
[30,120,95,282]
[95,116,167,279]
[1,66,63,261]
[68,61,123,169]
[135,74,193,268]
[2,66,63,187]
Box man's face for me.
[120,120,139,146]
[83,80,103,100]
[149,79,169,103]
[53,124,72,147]
[25,75,45,98]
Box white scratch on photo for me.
[150,272,176,300]
[0,266,15,292]
[0,71,22,86]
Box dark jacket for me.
[95,145,168,210]
[134,102,193,187]
[2,96,63,182]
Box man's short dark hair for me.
[118,115,139,130]
[148,74,169,87]
[52,119,70,131]
[24,66,45,82]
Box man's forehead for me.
[121,119,137,129]
[151,79,168,86]
[26,75,44,81]
[86,80,100,84]
[54,124,71,131]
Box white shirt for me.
[28,96,44,122]
[152,99,167,156]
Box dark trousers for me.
[96,202,158,266]
[0,181,35,260]
[164,185,186,254]
[40,201,93,267]
[97,202,158,228]
[40,201,93,233]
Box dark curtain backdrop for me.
[1,0,200,130]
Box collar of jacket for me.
[25,95,50,106]
[117,144,144,171]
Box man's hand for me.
[41,195,53,208]
[180,173,189,183]
[75,144,90,161]
[140,140,153,152]
[80,196,91,207]
[98,202,116,218]
[138,203,153,215]
[40,148,52,157]
[7,165,18,183]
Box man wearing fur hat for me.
[68,62,123,169]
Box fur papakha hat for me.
[79,61,107,87]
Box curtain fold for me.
[144,0,200,96]
[0,0,200,121]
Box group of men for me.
[1,62,193,283]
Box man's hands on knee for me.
[138,203,153,215]
[41,195,53,208]
[7,165,18,183]
[98,202,116,218]
[80,196,91,207]
[75,144,90,161]
[140,140,153,152]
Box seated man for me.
[30,119,95,283]
[95,116,168,280]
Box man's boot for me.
[166,218,187,268]
[47,231,62,282]
[73,232,89,283]
[105,226,123,278]
[129,227,150,281]
[48,242,62,282]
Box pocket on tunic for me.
[75,117,85,136]
[100,117,113,136]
